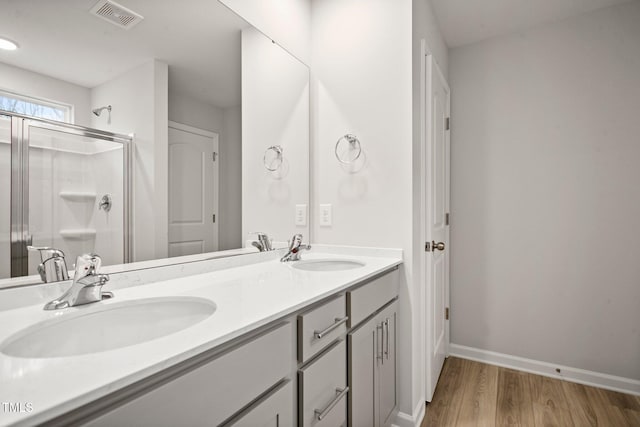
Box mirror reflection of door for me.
[168,122,219,257]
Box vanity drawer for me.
[297,295,347,363]
[298,340,347,427]
[225,380,294,427]
[85,323,292,427]
[347,268,398,328]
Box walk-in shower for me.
[0,110,131,281]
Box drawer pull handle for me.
[384,319,390,360]
[377,323,384,363]
[314,316,349,339]
[314,386,349,421]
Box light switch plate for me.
[320,204,332,227]
[295,204,307,226]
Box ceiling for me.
[0,0,250,108]
[430,0,637,48]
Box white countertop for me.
[0,248,402,426]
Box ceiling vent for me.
[90,0,144,30]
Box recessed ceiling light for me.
[0,37,19,51]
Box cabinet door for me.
[231,381,293,427]
[348,316,378,427]
[378,304,397,427]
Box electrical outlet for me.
[320,204,332,227]
[295,204,307,226]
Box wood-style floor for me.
[422,357,640,426]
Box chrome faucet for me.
[280,234,311,262]
[27,246,69,283]
[44,254,112,310]
[250,232,274,252]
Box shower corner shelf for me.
[59,191,97,202]
[59,229,97,240]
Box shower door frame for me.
[4,110,133,278]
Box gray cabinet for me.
[348,317,377,427]
[84,323,293,427]
[299,340,348,427]
[377,303,397,427]
[347,269,398,427]
[297,294,347,363]
[348,301,397,427]
[230,381,294,427]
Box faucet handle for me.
[250,232,273,251]
[27,246,65,260]
[27,246,69,283]
[74,253,102,277]
[288,234,303,250]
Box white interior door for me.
[425,55,450,401]
[168,122,218,257]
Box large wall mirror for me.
[0,0,310,286]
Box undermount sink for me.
[292,259,366,272]
[1,297,216,358]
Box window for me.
[0,90,72,123]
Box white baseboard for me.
[393,399,426,427]
[450,343,640,397]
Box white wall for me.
[91,60,169,263]
[242,27,309,244]
[168,91,225,133]
[167,91,242,250]
[311,0,423,420]
[449,1,640,381]
[219,0,311,65]
[0,61,91,126]
[413,0,448,78]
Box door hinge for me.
[445,212,450,226]
[212,214,216,223]
[445,307,450,320]
[212,152,218,162]
[425,241,431,252]
[445,117,450,131]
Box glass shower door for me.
[0,115,10,279]
[25,121,129,276]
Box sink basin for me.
[1,297,216,358]
[292,259,366,272]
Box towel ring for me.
[335,134,362,164]
[264,145,284,171]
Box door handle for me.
[432,241,445,251]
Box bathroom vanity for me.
[0,247,401,427]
